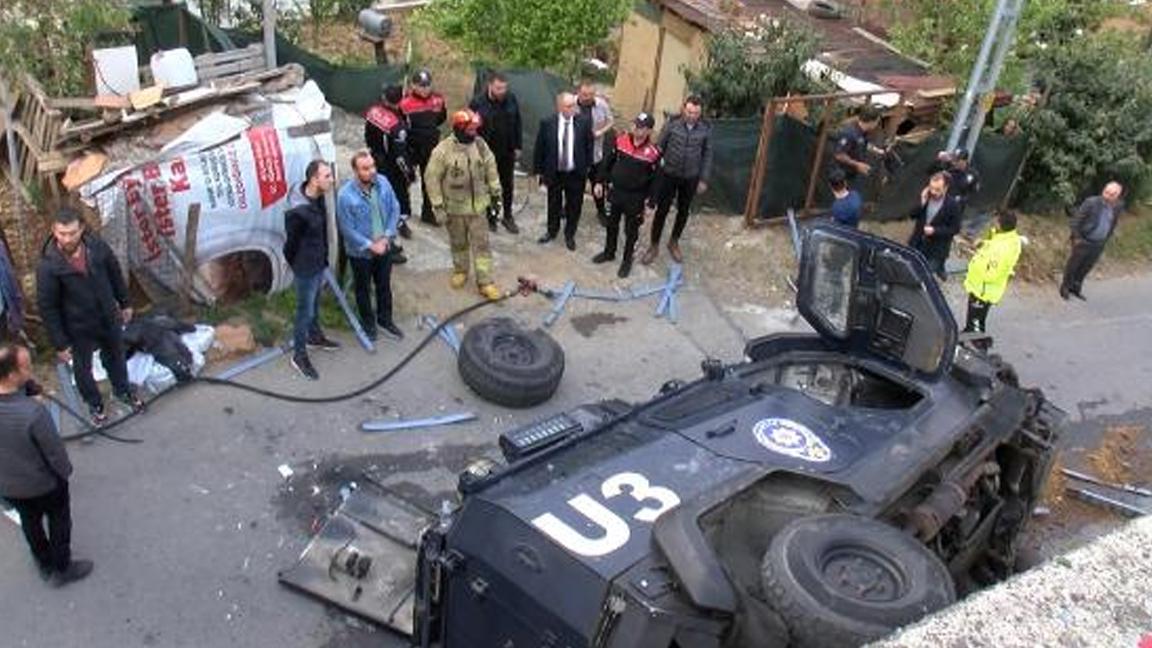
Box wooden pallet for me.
[2,73,67,200]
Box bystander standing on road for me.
[576,80,614,226]
[828,170,862,229]
[908,172,962,280]
[963,210,1023,344]
[645,95,712,265]
[534,92,595,250]
[337,151,404,343]
[400,69,448,227]
[470,72,523,234]
[424,109,504,301]
[0,343,92,587]
[284,160,340,381]
[37,208,143,426]
[1060,181,1124,301]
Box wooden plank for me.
[180,202,201,315]
[197,57,266,81]
[743,99,777,227]
[802,98,832,217]
[194,44,264,67]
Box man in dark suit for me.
[908,172,962,280]
[533,92,594,250]
[1060,181,1123,301]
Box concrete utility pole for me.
[262,0,277,69]
[945,0,1026,156]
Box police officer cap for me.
[634,112,655,129]
[952,147,970,160]
[412,69,433,86]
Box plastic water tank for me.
[150,48,199,89]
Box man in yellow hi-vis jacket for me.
[963,210,1023,341]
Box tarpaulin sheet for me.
[80,81,336,303]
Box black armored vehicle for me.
[280,225,1063,647]
[410,226,1063,648]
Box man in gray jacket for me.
[1060,181,1124,300]
[644,95,713,265]
[0,343,92,586]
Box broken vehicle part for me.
[360,412,477,433]
[457,317,565,408]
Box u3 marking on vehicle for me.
[531,471,682,557]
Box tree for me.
[880,0,1115,93]
[416,0,631,72]
[0,0,133,97]
[1018,32,1152,207]
[684,16,820,118]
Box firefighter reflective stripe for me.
[531,471,681,557]
[963,230,1022,305]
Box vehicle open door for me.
[795,225,958,380]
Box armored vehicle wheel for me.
[458,317,565,408]
[761,514,956,648]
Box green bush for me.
[416,0,632,74]
[1018,32,1152,207]
[0,0,134,97]
[684,15,820,119]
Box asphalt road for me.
[2,257,1149,648]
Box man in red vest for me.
[399,69,448,227]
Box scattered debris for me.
[543,280,576,328]
[323,268,375,352]
[212,324,257,358]
[1061,467,1152,498]
[214,347,285,380]
[1065,486,1149,518]
[277,464,294,480]
[419,315,461,354]
[360,412,477,433]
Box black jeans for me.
[349,252,395,332]
[964,294,992,333]
[651,173,698,245]
[7,482,72,572]
[494,152,516,222]
[546,171,586,240]
[383,165,412,219]
[1061,238,1106,294]
[409,140,436,220]
[603,198,643,260]
[587,161,607,218]
[72,326,131,408]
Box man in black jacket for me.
[0,343,92,587]
[470,71,523,234]
[645,95,712,265]
[593,113,661,278]
[365,84,415,245]
[534,92,595,250]
[284,160,340,380]
[400,69,448,227]
[37,208,142,425]
[1060,181,1124,300]
[908,172,963,280]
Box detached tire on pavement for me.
[458,317,565,408]
[760,514,956,648]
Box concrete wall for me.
[613,3,711,129]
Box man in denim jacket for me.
[337,150,404,342]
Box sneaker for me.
[393,251,408,265]
[450,272,468,289]
[398,221,413,239]
[307,335,341,351]
[617,257,633,278]
[378,321,404,341]
[115,390,145,412]
[488,219,498,233]
[641,246,658,265]
[592,251,615,264]
[502,217,520,234]
[668,240,683,263]
[51,560,93,588]
[364,328,379,342]
[479,283,502,301]
[37,564,54,582]
[88,403,108,426]
[565,237,577,251]
[420,214,441,227]
[291,354,319,380]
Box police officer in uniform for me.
[400,70,448,227]
[832,105,882,191]
[592,113,661,278]
[364,84,412,263]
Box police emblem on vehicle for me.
[753,418,832,463]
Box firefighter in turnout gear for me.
[423,109,504,301]
[593,113,662,278]
[364,84,415,244]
